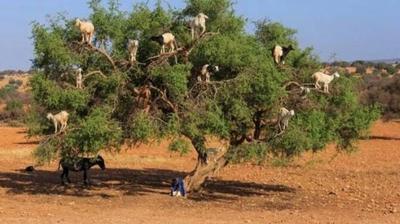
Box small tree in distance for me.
[29,0,379,192]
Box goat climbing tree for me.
[29,0,379,192]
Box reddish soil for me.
[0,121,399,223]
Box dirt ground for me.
[0,121,399,224]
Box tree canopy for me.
[29,0,379,191]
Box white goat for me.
[198,64,219,83]
[76,68,83,89]
[277,107,295,132]
[127,39,139,64]
[150,33,177,54]
[75,19,95,44]
[312,71,340,93]
[273,45,294,65]
[190,13,209,40]
[47,111,69,134]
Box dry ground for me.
[0,120,399,224]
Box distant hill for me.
[326,59,400,65]
[348,58,400,64]
[368,58,400,64]
[0,70,32,77]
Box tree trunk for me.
[253,110,264,140]
[184,137,228,193]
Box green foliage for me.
[29,0,379,165]
[183,0,245,35]
[60,108,123,157]
[30,73,90,112]
[336,105,380,151]
[149,64,190,101]
[255,19,297,50]
[168,138,191,155]
[271,125,310,157]
[126,112,158,144]
[0,82,29,122]
[228,142,271,164]
[291,110,333,151]
[385,65,397,75]
[25,107,51,136]
[5,99,23,112]
[0,84,17,100]
[32,22,76,77]
[33,138,60,165]
[0,99,24,121]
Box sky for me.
[0,0,399,70]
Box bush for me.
[0,84,17,100]
[168,138,191,156]
[228,142,271,165]
[362,75,400,119]
[0,82,30,122]
[355,65,367,74]
[8,78,23,88]
[386,65,397,75]
[0,99,24,121]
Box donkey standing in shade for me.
[58,155,106,186]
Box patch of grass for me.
[270,158,292,167]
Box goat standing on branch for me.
[273,45,294,65]
[312,71,340,93]
[76,68,83,89]
[75,19,95,45]
[127,39,139,64]
[190,13,209,40]
[150,32,178,64]
[150,33,178,54]
[277,107,295,133]
[198,64,219,83]
[47,111,69,134]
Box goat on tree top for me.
[29,0,379,192]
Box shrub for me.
[355,65,367,74]
[169,138,191,156]
[8,78,23,88]
[361,75,400,119]
[0,84,17,100]
[0,99,24,121]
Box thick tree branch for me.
[283,81,304,89]
[71,41,117,70]
[283,81,330,95]
[83,70,107,81]
[85,44,117,70]
[149,84,177,113]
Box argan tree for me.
[29,0,379,192]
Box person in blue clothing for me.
[170,177,186,197]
